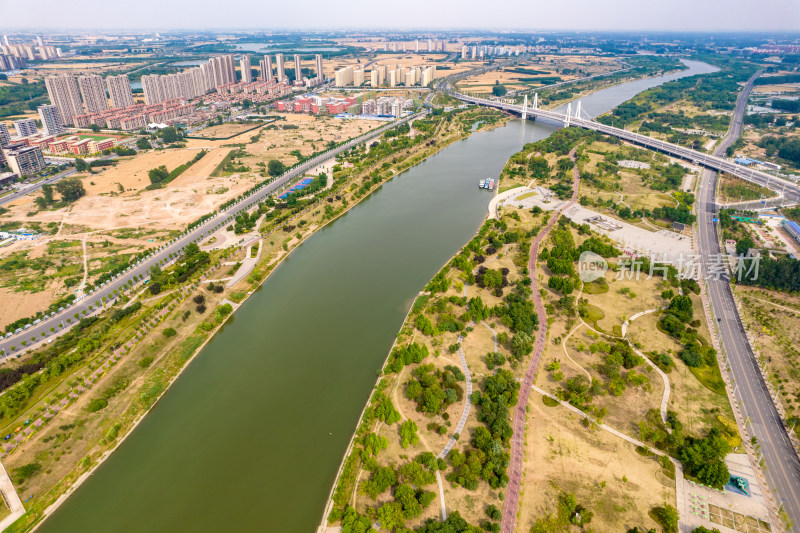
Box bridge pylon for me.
[575,101,582,120]
[522,94,527,120]
[565,102,571,127]
[532,93,538,109]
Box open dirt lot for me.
[241,114,384,167]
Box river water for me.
[38,59,713,533]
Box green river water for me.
[38,59,714,533]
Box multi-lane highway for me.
[696,73,800,530]
[0,112,421,357]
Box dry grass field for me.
[517,400,671,532]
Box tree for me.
[651,504,678,533]
[136,137,152,150]
[159,126,181,144]
[399,420,419,448]
[41,183,54,204]
[492,82,507,97]
[678,428,730,488]
[55,178,86,202]
[148,165,169,184]
[89,124,101,133]
[268,159,286,177]
[75,158,89,172]
[377,502,405,531]
[511,332,533,360]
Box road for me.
[0,167,77,208]
[696,72,800,530]
[0,112,421,357]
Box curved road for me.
[0,112,421,358]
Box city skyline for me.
[2,0,800,31]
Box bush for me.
[139,356,154,368]
[86,398,108,412]
[163,327,177,338]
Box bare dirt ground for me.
[190,122,262,139]
[517,399,672,532]
[242,114,384,168]
[0,286,57,331]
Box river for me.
[37,59,713,533]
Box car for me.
[717,317,722,322]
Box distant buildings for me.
[106,75,134,109]
[259,55,273,81]
[315,54,324,80]
[38,104,65,136]
[337,64,435,88]
[275,53,286,83]
[13,118,37,137]
[240,54,252,84]
[294,55,303,83]
[0,124,9,147]
[276,93,411,118]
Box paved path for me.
[225,238,263,288]
[500,147,581,533]
[622,307,672,425]
[438,325,474,459]
[0,458,24,530]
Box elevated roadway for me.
[0,112,421,357]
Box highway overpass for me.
[448,90,800,206]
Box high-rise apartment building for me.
[13,118,37,137]
[0,124,9,147]
[275,54,286,82]
[3,143,45,176]
[259,55,273,81]
[240,54,252,83]
[353,69,364,87]
[334,66,354,87]
[78,74,109,114]
[141,75,165,106]
[208,55,236,88]
[106,75,134,109]
[38,104,65,136]
[294,55,303,82]
[45,75,83,125]
[315,54,323,80]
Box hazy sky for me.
[3,0,800,32]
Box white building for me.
[38,104,65,136]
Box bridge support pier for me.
[521,94,527,120]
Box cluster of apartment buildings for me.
[141,52,326,107]
[0,35,62,70]
[275,93,411,118]
[43,73,135,131]
[0,125,47,178]
[335,65,435,88]
[460,44,521,60]
[382,39,448,53]
[0,117,118,159]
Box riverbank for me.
[8,108,509,533]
